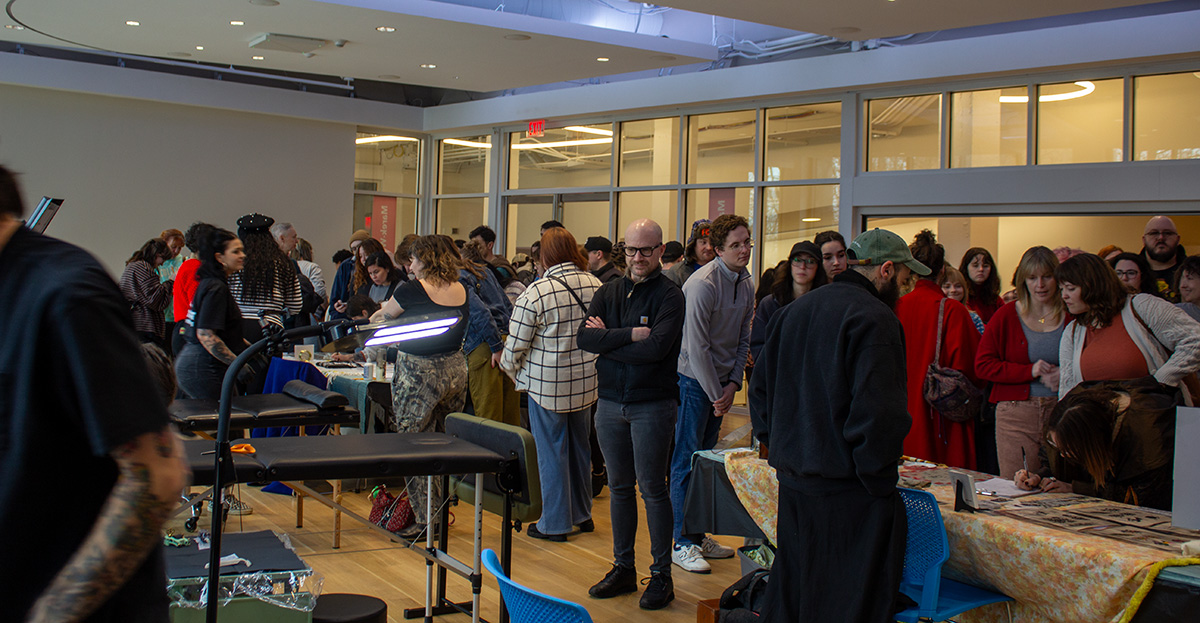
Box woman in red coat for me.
[895,231,982,469]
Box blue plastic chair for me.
[481,549,593,623]
[896,488,1013,623]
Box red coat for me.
[172,258,201,321]
[967,296,1003,324]
[895,279,980,469]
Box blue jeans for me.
[595,398,677,575]
[670,374,724,546]
[527,400,593,535]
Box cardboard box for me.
[697,597,720,623]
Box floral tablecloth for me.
[724,449,1196,623]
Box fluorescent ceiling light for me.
[802,217,821,222]
[512,138,612,150]
[125,20,140,26]
[356,135,419,144]
[999,81,1095,103]
[596,57,610,62]
[230,20,245,26]
[564,126,614,137]
[444,138,492,149]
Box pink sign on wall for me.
[371,196,397,251]
[708,187,735,221]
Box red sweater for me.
[975,302,1071,402]
[172,259,200,321]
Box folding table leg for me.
[472,472,483,623]
[332,479,342,549]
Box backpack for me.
[718,569,770,620]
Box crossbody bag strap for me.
[934,297,947,367]
[547,273,588,313]
[1127,295,1166,352]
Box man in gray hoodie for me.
[669,213,754,574]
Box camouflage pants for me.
[390,349,468,522]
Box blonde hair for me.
[1014,246,1064,319]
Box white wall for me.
[0,84,356,282]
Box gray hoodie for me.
[678,257,754,401]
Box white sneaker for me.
[208,494,253,516]
[699,536,735,559]
[671,543,711,574]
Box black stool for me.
[312,593,387,623]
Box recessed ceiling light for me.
[252,55,265,60]
[375,26,396,33]
[802,217,822,222]
[249,0,281,6]
[420,64,436,69]
[596,57,610,62]
[378,74,401,80]
[504,34,531,41]
[125,20,140,26]
[5,24,25,30]
[195,46,205,51]
[230,20,245,26]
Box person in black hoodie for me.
[749,228,922,623]
[577,218,684,611]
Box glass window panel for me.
[950,88,1028,168]
[1037,78,1123,165]
[617,191,678,243]
[562,196,611,243]
[764,103,841,180]
[438,135,493,194]
[504,196,556,259]
[760,185,840,269]
[1134,72,1200,161]
[509,125,613,190]
[866,94,941,171]
[687,110,756,184]
[685,187,754,241]
[353,194,417,253]
[355,133,421,195]
[436,197,487,241]
[619,117,680,186]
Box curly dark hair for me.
[1108,252,1158,296]
[1056,253,1127,328]
[364,252,403,284]
[708,214,750,251]
[960,247,1001,304]
[126,238,170,266]
[909,230,945,282]
[239,229,296,300]
[351,238,386,293]
[410,235,465,286]
[184,222,216,254]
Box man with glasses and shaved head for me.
[578,218,685,610]
[1141,215,1187,302]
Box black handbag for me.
[922,298,983,423]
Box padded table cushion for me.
[232,393,341,418]
[186,433,508,486]
[170,396,360,433]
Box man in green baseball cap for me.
[748,226,921,622]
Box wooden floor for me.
[170,411,755,623]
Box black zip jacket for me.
[577,268,684,404]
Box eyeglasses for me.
[623,244,661,258]
[1145,230,1178,239]
[1115,270,1140,278]
[726,240,754,252]
[790,257,818,267]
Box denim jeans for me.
[527,400,593,535]
[595,398,677,575]
[670,374,724,546]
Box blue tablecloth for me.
[251,357,331,439]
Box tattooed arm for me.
[197,328,238,365]
[26,427,189,623]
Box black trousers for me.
[764,482,907,623]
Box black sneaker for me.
[588,564,637,598]
[527,522,567,542]
[638,572,674,610]
[577,519,595,533]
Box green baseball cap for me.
[847,228,931,276]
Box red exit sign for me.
[528,119,545,137]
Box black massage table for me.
[170,381,361,436]
[182,433,510,623]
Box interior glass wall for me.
[1134,71,1200,161]
[687,110,756,184]
[617,190,678,242]
[355,134,421,194]
[866,94,941,171]
[352,195,417,253]
[436,197,487,240]
[760,185,839,269]
[509,125,613,190]
[438,136,492,194]
[685,188,755,242]
[950,88,1028,168]
[763,102,841,180]
[619,117,680,186]
[562,195,612,242]
[1037,78,1123,164]
[504,196,556,259]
